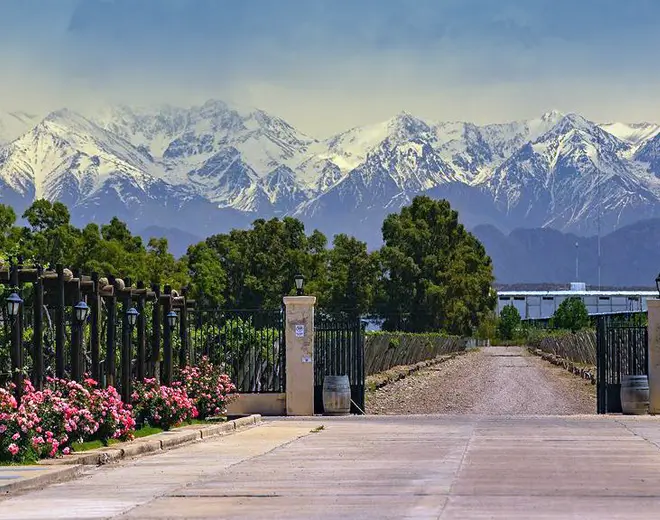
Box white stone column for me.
[647,299,660,414]
[283,296,316,416]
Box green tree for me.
[498,305,521,341]
[186,242,227,307]
[205,217,327,309]
[318,234,379,317]
[377,196,495,335]
[20,200,79,266]
[23,200,70,232]
[0,204,16,253]
[552,297,589,332]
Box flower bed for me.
[1,358,237,464]
[177,356,237,419]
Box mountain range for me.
[2,100,660,284]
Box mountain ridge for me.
[2,101,660,250]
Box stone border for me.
[528,348,596,384]
[0,465,85,496]
[366,351,466,391]
[38,414,262,467]
[0,415,262,497]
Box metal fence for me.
[314,314,365,414]
[596,312,648,414]
[187,308,286,393]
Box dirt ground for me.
[366,346,596,415]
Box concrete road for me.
[4,415,660,519]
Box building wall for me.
[497,292,653,319]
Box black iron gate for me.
[596,312,648,414]
[187,308,286,393]
[314,315,365,414]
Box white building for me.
[497,282,656,320]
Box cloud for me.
[1,0,660,135]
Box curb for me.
[528,348,596,384]
[38,414,262,467]
[367,351,467,391]
[0,465,85,496]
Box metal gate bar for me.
[596,312,647,414]
[314,315,365,414]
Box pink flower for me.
[62,447,70,455]
[7,443,19,456]
[11,432,20,441]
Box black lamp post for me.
[120,306,139,403]
[655,273,660,298]
[6,292,23,401]
[294,274,304,296]
[72,301,90,380]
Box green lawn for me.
[70,418,226,453]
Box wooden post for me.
[162,285,172,386]
[106,277,116,388]
[136,281,146,382]
[90,273,101,383]
[33,265,44,390]
[151,284,161,380]
[9,262,23,402]
[71,269,82,381]
[121,284,132,403]
[55,264,65,378]
[179,290,188,368]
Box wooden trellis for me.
[0,262,195,403]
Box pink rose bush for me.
[1,365,236,463]
[177,357,238,419]
[0,377,135,463]
[131,378,197,430]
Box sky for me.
[1,0,660,136]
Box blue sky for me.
[1,0,660,135]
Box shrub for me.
[131,379,197,430]
[177,357,237,419]
[498,304,521,341]
[552,297,589,332]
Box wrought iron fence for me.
[596,312,648,414]
[314,314,365,414]
[187,308,286,393]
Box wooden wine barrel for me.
[322,375,351,416]
[620,375,649,415]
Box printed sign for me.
[295,324,305,337]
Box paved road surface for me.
[4,416,660,519]
[367,346,595,415]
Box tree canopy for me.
[377,196,495,335]
[552,296,590,332]
[0,196,496,335]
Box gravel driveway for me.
[366,346,596,415]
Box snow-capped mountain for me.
[486,113,660,233]
[2,100,660,247]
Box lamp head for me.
[74,300,90,323]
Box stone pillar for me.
[283,296,316,416]
[648,299,660,414]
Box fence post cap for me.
[283,296,317,306]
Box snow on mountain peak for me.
[3,102,660,240]
[541,110,564,122]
